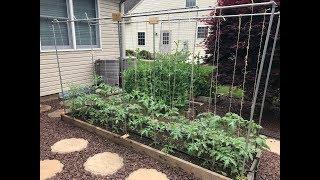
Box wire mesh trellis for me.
[43,1,280,178]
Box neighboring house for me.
[124,0,141,13]
[40,0,122,97]
[124,0,217,58]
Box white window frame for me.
[40,0,102,53]
[197,25,209,39]
[137,31,146,46]
[186,0,197,8]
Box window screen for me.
[73,0,98,47]
[40,0,100,50]
[40,0,70,47]
[138,32,145,45]
[162,32,170,45]
[186,0,196,7]
[197,27,208,38]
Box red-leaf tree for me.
[203,0,280,109]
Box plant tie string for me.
[51,20,66,113]
[85,12,96,87]
[241,1,255,174]
[208,8,218,112]
[214,14,221,115]
[167,13,172,108]
[252,9,267,100]
[239,7,254,117]
[228,16,242,112]
[188,9,198,118]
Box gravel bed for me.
[40,99,198,180]
[255,151,280,180]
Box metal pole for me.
[153,24,156,58]
[249,3,276,122]
[118,2,126,89]
[124,1,276,18]
[118,12,280,24]
[85,13,96,87]
[258,15,280,125]
[43,2,278,23]
[51,11,280,24]
[52,23,66,113]
[117,21,124,87]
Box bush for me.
[204,0,280,106]
[124,51,215,108]
[138,50,153,60]
[126,49,136,56]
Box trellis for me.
[45,0,280,176]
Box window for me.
[40,0,71,50]
[162,32,170,45]
[186,0,196,7]
[40,0,100,51]
[138,32,145,45]
[197,27,208,38]
[73,0,98,48]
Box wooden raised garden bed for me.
[61,114,261,180]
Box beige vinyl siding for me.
[40,0,121,97]
[125,0,217,59]
[130,0,216,13]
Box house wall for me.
[40,0,121,97]
[131,0,216,13]
[124,0,217,58]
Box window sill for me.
[40,48,103,53]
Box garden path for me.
[40,99,196,180]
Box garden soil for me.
[256,151,280,180]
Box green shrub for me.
[126,49,136,56]
[138,50,153,60]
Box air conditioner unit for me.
[95,59,120,86]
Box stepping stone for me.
[59,101,71,107]
[126,168,169,180]
[266,138,280,155]
[40,159,64,180]
[51,138,88,154]
[84,152,124,176]
[47,109,70,118]
[40,104,52,113]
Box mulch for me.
[255,151,280,180]
[41,99,280,180]
[40,99,198,180]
